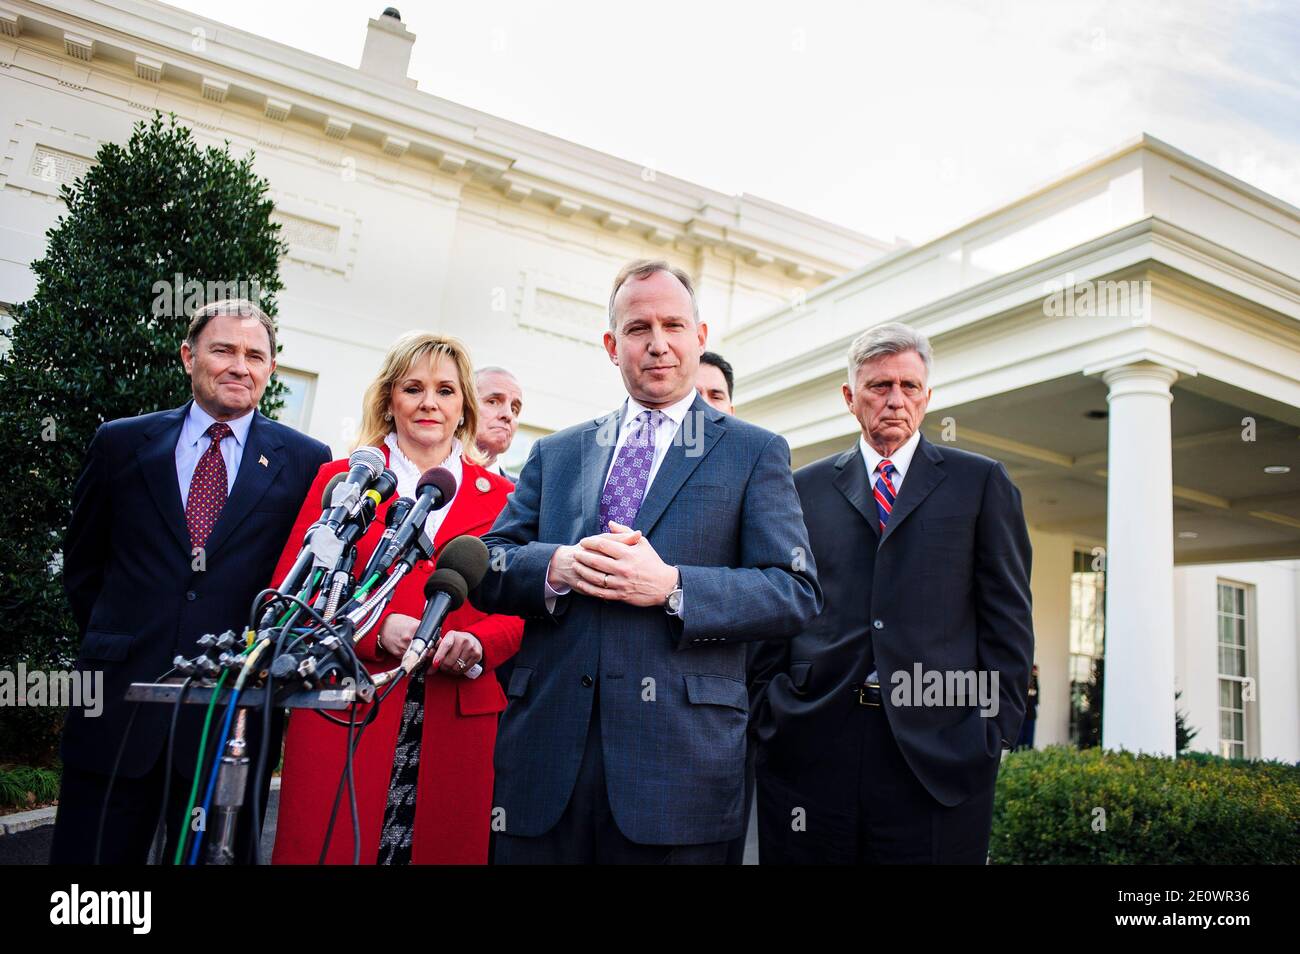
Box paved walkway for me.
[0,786,759,864]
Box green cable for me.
[354,571,380,600]
[172,563,333,863]
[173,669,229,865]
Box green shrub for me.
[0,113,286,764]
[991,745,1300,863]
[0,763,61,811]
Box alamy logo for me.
[0,665,103,717]
[889,664,1000,717]
[50,884,151,934]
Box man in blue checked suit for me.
[476,259,821,864]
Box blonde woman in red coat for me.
[270,332,522,864]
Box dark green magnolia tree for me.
[0,113,287,763]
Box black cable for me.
[95,701,141,865]
[247,625,289,864]
[346,703,360,865]
[317,693,386,864]
[248,589,363,683]
[151,677,193,864]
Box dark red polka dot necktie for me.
[186,422,233,551]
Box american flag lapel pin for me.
[258,454,269,467]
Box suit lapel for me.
[201,412,285,559]
[832,445,881,541]
[878,434,945,546]
[633,394,724,537]
[581,406,623,536]
[136,404,191,556]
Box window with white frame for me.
[275,367,317,434]
[1069,549,1105,747]
[1216,581,1251,760]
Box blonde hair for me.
[357,331,485,467]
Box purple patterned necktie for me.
[599,409,659,531]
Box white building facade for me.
[2,1,1297,762]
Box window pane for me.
[1219,711,1233,741]
[1232,617,1246,647]
[1219,679,1232,708]
[1217,584,1229,612]
[1219,647,1246,677]
[1231,711,1244,741]
[1234,587,1245,615]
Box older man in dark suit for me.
[754,322,1033,864]
[477,260,821,864]
[475,366,523,483]
[51,299,330,864]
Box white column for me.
[1101,362,1179,755]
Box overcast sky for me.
[170,0,1299,246]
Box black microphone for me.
[369,467,457,578]
[356,495,413,586]
[319,472,348,512]
[322,447,386,532]
[400,535,490,677]
[370,468,399,507]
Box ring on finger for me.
[456,658,467,670]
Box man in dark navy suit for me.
[50,299,330,864]
[478,261,820,864]
[754,323,1033,864]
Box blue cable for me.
[187,686,243,865]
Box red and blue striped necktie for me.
[873,459,897,533]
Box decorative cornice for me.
[3,0,890,279]
[732,215,1300,410]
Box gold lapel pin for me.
[258,455,269,467]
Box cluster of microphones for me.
[173,446,492,700]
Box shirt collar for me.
[623,389,698,430]
[859,428,921,480]
[184,401,254,448]
[384,431,464,501]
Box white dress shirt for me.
[601,389,699,494]
[859,428,921,684]
[858,428,921,496]
[546,389,699,613]
[176,403,254,509]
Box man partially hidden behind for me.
[695,351,734,416]
[475,366,524,482]
[477,260,821,864]
[51,299,330,864]
[693,350,757,864]
[753,322,1033,864]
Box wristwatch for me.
[663,568,683,617]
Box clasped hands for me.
[547,520,677,608]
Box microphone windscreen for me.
[423,567,469,611]
[320,472,347,510]
[417,467,458,509]
[349,446,385,479]
[435,534,490,591]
